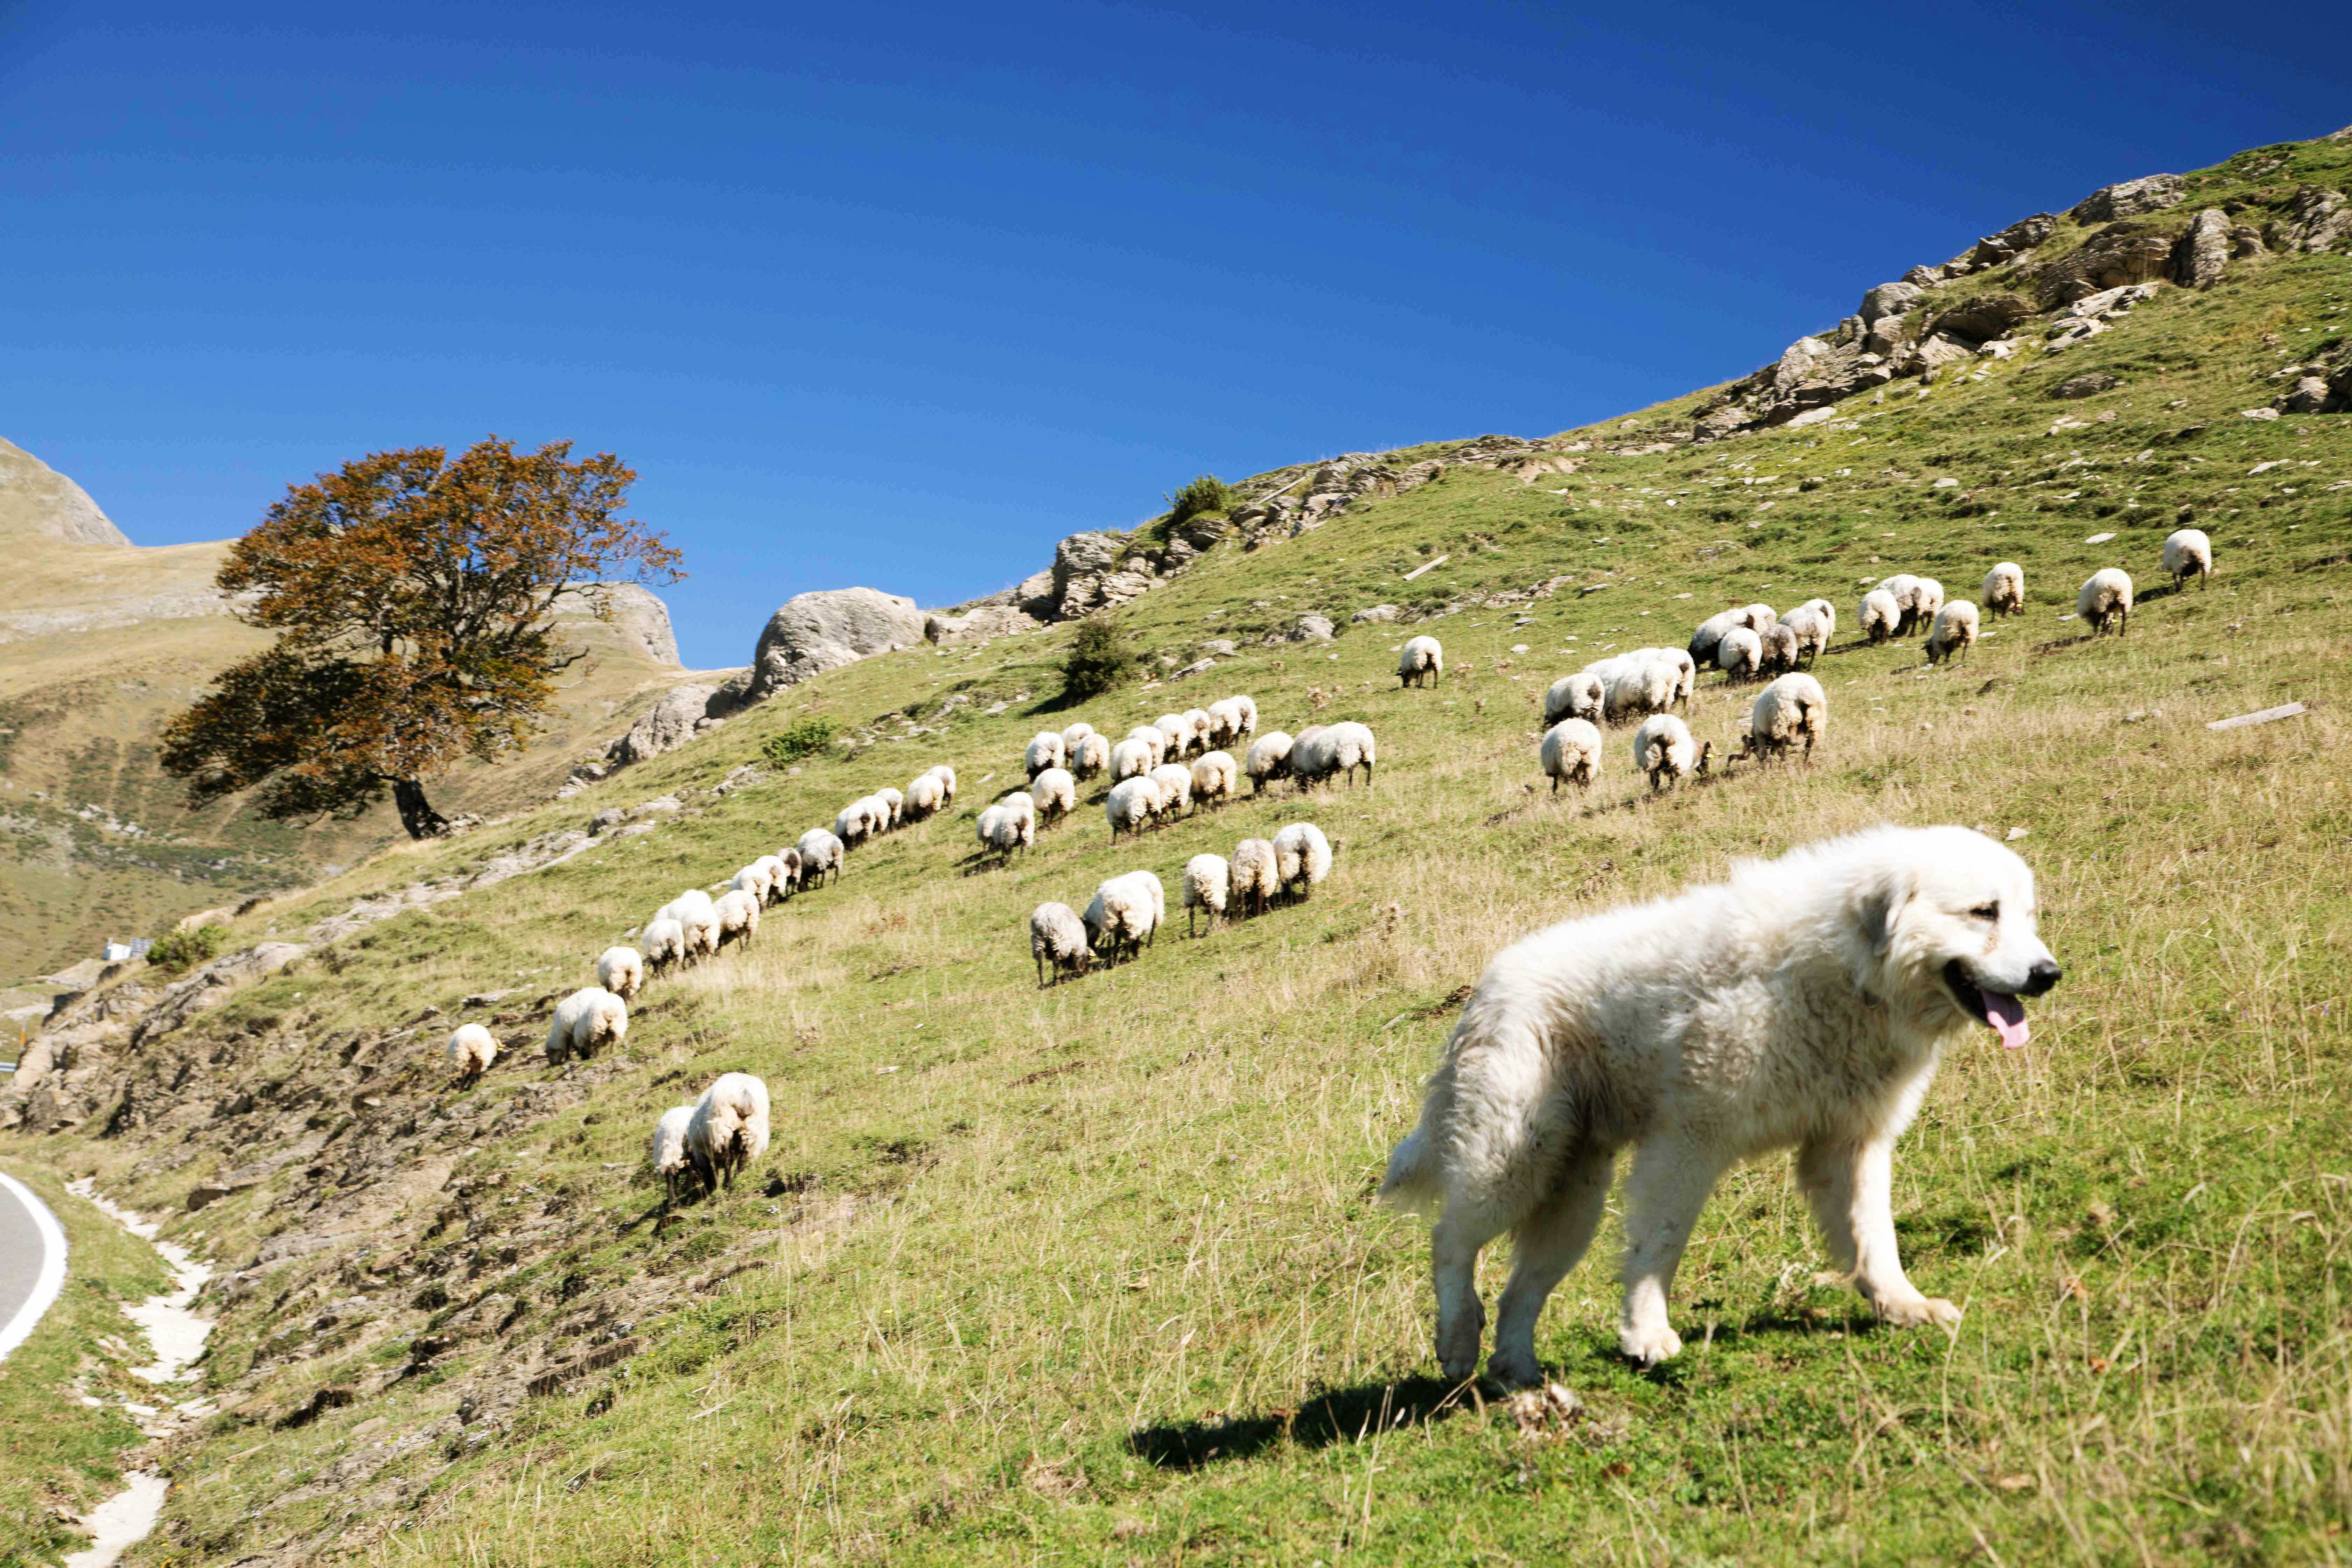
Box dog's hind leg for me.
[1616,1136,1728,1365]
[1489,1148,1612,1388]
[1797,1135,1959,1331]
[1430,1203,1508,1382]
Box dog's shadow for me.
[1127,1376,1467,1470]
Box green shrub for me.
[761,717,839,767]
[1060,620,1141,700]
[1166,474,1233,527]
[147,924,226,975]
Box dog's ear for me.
[1849,863,1916,992]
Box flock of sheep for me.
[433,522,2212,1205]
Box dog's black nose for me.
[2021,959,2062,996]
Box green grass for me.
[3,136,2351,1565]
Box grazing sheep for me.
[596,945,645,1002]
[977,796,1036,862]
[1982,562,2025,618]
[746,855,790,906]
[1245,731,1295,793]
[1780,602,1834,664]
[1062,720,1097,748]
[1658,648,1700,708]
[1757,623,1802,676]
[672,900,721,965]
[1109,736,1157,781]
[1749,673,1828,759]
[1183,853,1230,934]
[686,1072,771,1191]
[650,1105,699,1202]
[1148,762,1194,820]
[1860,588,1901,643]
[1545,670,1606,727]
[875,786,904,828]
[1030,766,1076,825]
[1601,653,1677,723]
[1025,731,1066,778]
[1399,634,1444,688]
[1291,720,1377,788]
[1205,698,1246,747]
[1083,870,1165,961]
[545,986,628,1063]
[1633,714,1703,791]
[773,847,803,898]
[1123,724,1167,761]
[796,828,845,889]
[1030,901,1093,986]
[1272,822,1334,900]
[447,1023,498,1083]
[1106,776,1161,840]
[1229,838,1279,918]
[1738,603,1778,633]
[1540,719,1603,792]
[1228,694,1259,737]
[1874,574,1924,635]
[834,796,885,848]
[1153,713,1191,757]
[1716,626,1763,681]
[1924,600,1980,666]
[2078,568,2133,635]
[1183,708,1215,756]
[729,861,776,908]
[714,888,762,954]
[2163,528,2213,591]
[654,888,714,930]
[1688,608,1744,667]
[1190,749,1238,810]
[1069,730,1110,780]
[904,770,945,821]
[642,918,687,977]
[924,764,959,808]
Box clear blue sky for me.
[1,1,2338,668]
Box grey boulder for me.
[745,587,927,700]
[2068,174,2184,224]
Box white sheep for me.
[447,1023,498,1083]
[2078,568,2134,636]
[686,1072,770,1191]
[1291,720,1376,788]
[1109,736,1157,781]
[834,796,883,848]
[1061,721,1097,749]
[1398,634,1443,688]
[1874,574,1924,635]
[2163,528,2213,591]
[1183,853,1230,934]
[1758,623,1802,676]
[1633,713,1707,791]
[1715,626,1763,681]
[1070,731,1110,779]
[1982,562,2025,618]
[1245,731,1295,793]
[746,855,790,906]
[1228,694,1259,737]
[875,786,904,828]
[1148,762,1194,820]
[1190,749,1238,810]
[596,945,645,1002]
[1748,673,1827,759]
[1272,822,1333,900]
[904,770,946,821]
[1913,578,1947,627]
[796,828,845,889]
[729,861,776,908]
[1779,601,1834,664]
[923,763,959,807]
[772,847,803,898]
[654,891,720,965]
[1860,588,1901,643]
[1924,600,1980,666]
[1153,713,1191,757]
[1738,603,1778,632]
[1030,901,1093,986]
[1105,776,1162,840]
[1229,838,1279,918]
[1688,607,1744,667]
[1025,731,1066,778]
[1659,648,1699,707]
[641,918,686,977]
[714,888,761,954]
[1540,718,1602,792]
[1123,724,1167,762]
[545,986,628,1063]
[1601,654,1677,723]
[1030,766,1076,824]
[1083,869,1165,961]
[977,795,1036,861]
[1544,670,1605,727]
[1183,708,1215,756]
[650,1105,698,1202]
[1205,697,1246,747]
[654,888,714,930]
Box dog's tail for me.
[1377,1125,1443,1217]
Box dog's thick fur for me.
[1382,825,2060,1386]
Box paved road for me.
[0,1170,68,1363]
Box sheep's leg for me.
[1616,1134,1727,1365]
[1489,1147,1613,1388]
[1797,1134,1956,1330]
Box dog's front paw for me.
[1617,1321,1683,1365]
[1875,1292,1961,1329]
[1486,1347,1544,1390]
[1436,1309,1485,1382]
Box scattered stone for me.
[1287,614,1335,643]
[2240,407,2281,421]
[2051,371,2119,400]
[1351,604,1401,623]
[2207,701,2305,732]
[2068,173,2184,224]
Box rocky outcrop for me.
[2069,174,2184,224]
[923,604,1040,645]
[2036,223,2178,303]
[553,582,681,666]
[605,682,722,767]
[2264,185,2352,254]
[2172,208,2232,288]
[743,587,927,701]
[1050,532,1154,619]
[0,436,130,546]
[1932,293,2034,343]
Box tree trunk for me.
[392,778,451,839]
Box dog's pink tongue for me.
[1982,989,2030,1049]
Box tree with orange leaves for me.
[162,437,682,839]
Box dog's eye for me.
[1970,902,2000,921]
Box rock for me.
[2229,224,2265,258]
[2051,371,2119,399]
[923,604,1040,645]
[1979,340,2017,359]
[1011,569,1058,620]
[2277,376,2334,414]
[0,436,130,546]
[743,587,927,701]
[1202,639,1237,656]
[1692,403,1755,441]
[2172,208,2231,288]
[1167,658,1216,681]
[1287,614,1336,642]
[553,582,681,666]
[1858,281,1923,325]
[1771,336,1836,393]
[1933,293,2033,343]
[2240,407,2280,421]
[2068,174,2184,224]
[1909,333,1978,372]
[1049,531,1156,618]
[2264,185,2352,254]
[604,683,720,768]
[1965,213,2057,270]
[129,943,307,1048]
[1902,264,1947,288]
[1351,604,1400,623]
[187,1173,258,1212]
[2039,224,2176,302]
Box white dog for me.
[1381,824,2060,1386]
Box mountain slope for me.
[5,127,2351,1565]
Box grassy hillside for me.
[5,132,2350,1565]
